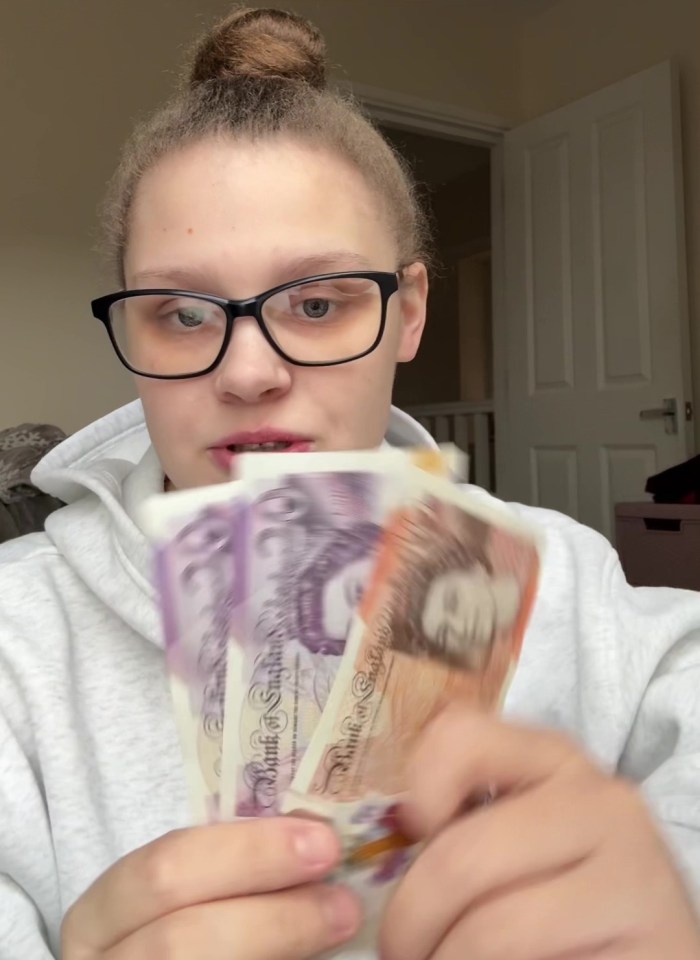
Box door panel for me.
[496,62,693,539]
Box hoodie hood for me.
[27,399,437,647]
[32,400,153,504]
[33,399,436,504]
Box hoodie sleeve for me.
[0,653,61,958]
[621,645,700,894]
[0,877,56,960]
[510,503,700,899]
[612,570,700,897]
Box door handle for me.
[639,397,678,435]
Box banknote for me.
[220,448,465,820]
[234,444,467,483]
[409,442,468,482]
[234,448,409,482]
[282,468,542,953]
[141,484,248,822]
[141,449,439,823]
[219,464,403,820]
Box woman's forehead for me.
[130,136,390,236]
[125,137,397,287]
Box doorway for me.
[358,64,693,539]
[376,123,496,489]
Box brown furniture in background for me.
[615,502,700,591]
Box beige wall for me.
[0,0,521,433]
[9,0,700,440]
[520,0,700,447]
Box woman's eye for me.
[300,297,331,319]
[174,308,205,328]
[155,301,218,329]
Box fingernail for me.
[321,886,361,939]
[294,823,338,867]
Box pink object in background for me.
[615,502,700,591]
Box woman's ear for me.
[397,262,428,363]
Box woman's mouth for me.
[209,432,313,475]
[226,440,295,453]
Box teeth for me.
[230,441,293,452]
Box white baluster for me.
[453,413,470,454]
[473,413,490,489]
[435,415,451,443]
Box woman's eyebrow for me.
[129,266,216,290]
[279,251,375,277]
[129,252,376,292]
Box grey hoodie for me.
[1,399,699,958]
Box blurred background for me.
[3,0,700,544]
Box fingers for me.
[62,817,341,955]
[401,707,592,838]
[104,883,362,960]
[425,858,625,960]
[382,774,609,960]
[385,711,675,960]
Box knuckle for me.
[602,776,649,827]
[607,774,642,808]
[543,727,583,760]
[143,910,194,960]
[551,736,599,782]
[242,818,302,881]
[139,830,188,912]
[458,915,501,960]
[433,701,478,738]
[565,772,655,850]
[413,705,472,772]
[459,903,519,960]
[601,772,631,801]
[243,816,285,851]
[60,903,77,937]
[378,927,403,960]
[59,905,83,957]
[429,825,478,893]
[269,887,332,955]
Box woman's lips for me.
[209,439,313,475]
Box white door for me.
[495,62,693,540]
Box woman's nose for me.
[212,315,292,404]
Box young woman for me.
[1,8,699,960]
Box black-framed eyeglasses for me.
[91,270,401,379]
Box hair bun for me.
[190,7,328,90]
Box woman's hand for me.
[381,706,700,960]
[62,817,361,960]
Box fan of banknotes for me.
[140,445,542,955]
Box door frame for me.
[347,81,511,496]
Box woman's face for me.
[321,554,374,642]
[420,567,521,669]
[124,136,428,490]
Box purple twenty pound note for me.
[220,471,385,819]
[155,498,248,821]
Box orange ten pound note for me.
[282,469,542,959]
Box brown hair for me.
[102,6,432,285]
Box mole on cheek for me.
[187,227,194,235]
